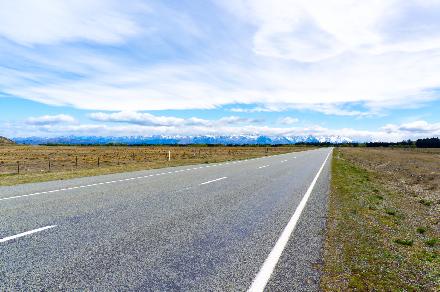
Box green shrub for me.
[394,239,413,246]
[416,227,427,234]
[419,199,432,206]
[425,238,438,247]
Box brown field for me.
[0,145,311,186]
[322,147,440,291]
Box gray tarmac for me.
[0,147,332,291]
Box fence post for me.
[75,156,78,168]
[97,156,100,167]
[168,150,171,161]
[17,161,20,174]
[48,158,51,171]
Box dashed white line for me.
[0,225,57,243]
[199,177,228,185]
[248,150,332,292]
[0,152,298,202]
[258,165,270,169]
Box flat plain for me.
[322,147,440,291]
[0,145,311,186]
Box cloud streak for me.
[89,112,261,127]
[278,117,299,125]
[0,0,143,46]
[4,113,440,142]
[0,0,440,116]
[25,114,76,125]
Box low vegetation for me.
[0,145,311,185]
[0,136,15,145]
[322,148,439,291]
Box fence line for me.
[0,147,293,176]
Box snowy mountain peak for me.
[12,135,354,145]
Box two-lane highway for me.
[0,148,332,291]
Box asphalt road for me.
[0,147,332,291]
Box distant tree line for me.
[39,137,440,148]
[415,137,440,148]
[365,139,414,148]
[364,137,440,148]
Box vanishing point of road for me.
[0,148,332,291]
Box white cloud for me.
[1,0,440,116]
[90,112,184,127]
[218,0,440,61]
[89,112,261,127]
[0,0,142,45]
[3,118,439,142]
[382,120,440,134]
[278,117,299,125]
[230,106,285,113]
[25,114,76,125]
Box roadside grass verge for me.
[321,148,439,291]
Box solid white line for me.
[248,150,332,292]
[199,177,228,185]
[0,225,57,243]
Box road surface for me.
[0,147,332,291]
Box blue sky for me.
[1,0,440,141]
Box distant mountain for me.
[12,135,353,145]
[0,136,16,145]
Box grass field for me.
[0,145,311,186]
[322,148,439,291]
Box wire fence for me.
[0,146,297,176]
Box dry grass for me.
[322,148,439,291]
[0,145,311,186]
[0,136,15,145]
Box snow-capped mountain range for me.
[12,135,353,145]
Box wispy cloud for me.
[4,112,439,142]
[277,117,299,125]
[230,106,285,113]
[0,0,144,45]
[89,112,262,127]
[25,114,76,125]
[1,0,440,116]
[382,120,440,134]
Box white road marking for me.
[199,177,228,185]
[0,151,298,202]
[0,225,57,243]
[258,165,269,169]
[248,150,332,292]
